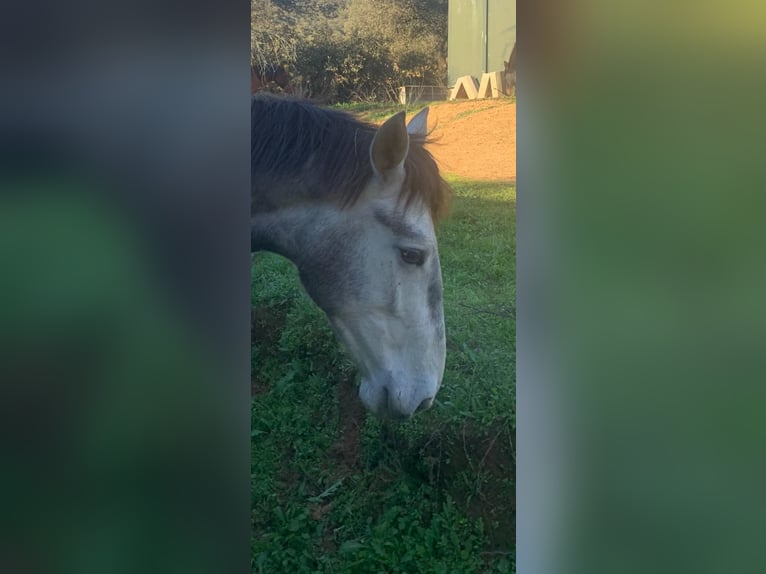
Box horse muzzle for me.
[359,374,438,420]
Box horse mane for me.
[251,95,450,221]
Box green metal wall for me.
[448,0,516,87]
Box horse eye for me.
[399,248,424,266]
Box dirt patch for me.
[456,423,516,550]
[251,304,288,396]
[419,421,516,551]
[422,99,516,183]
[251,375,268,397]
[330,378,366,472]
[251,304,285,349]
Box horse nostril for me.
[416,397,434,412]
[379,386,433,419]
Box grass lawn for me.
[251,178,516,573]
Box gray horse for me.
[251,96,450,419]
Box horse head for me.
[251,99,449,419]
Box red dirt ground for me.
[415,99,516,183]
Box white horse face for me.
[296,109,446,419]
[330,194,446,419]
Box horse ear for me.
[407,107,429,137]
[370,111,409,179]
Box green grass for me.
[333,101,432,123]
[252,179,515,573]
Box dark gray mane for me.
[251,95,450,219]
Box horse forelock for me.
[402,135,451,222]
[251,96,450,221]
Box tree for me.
[251,0,449,102]
[251,0,296,70]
